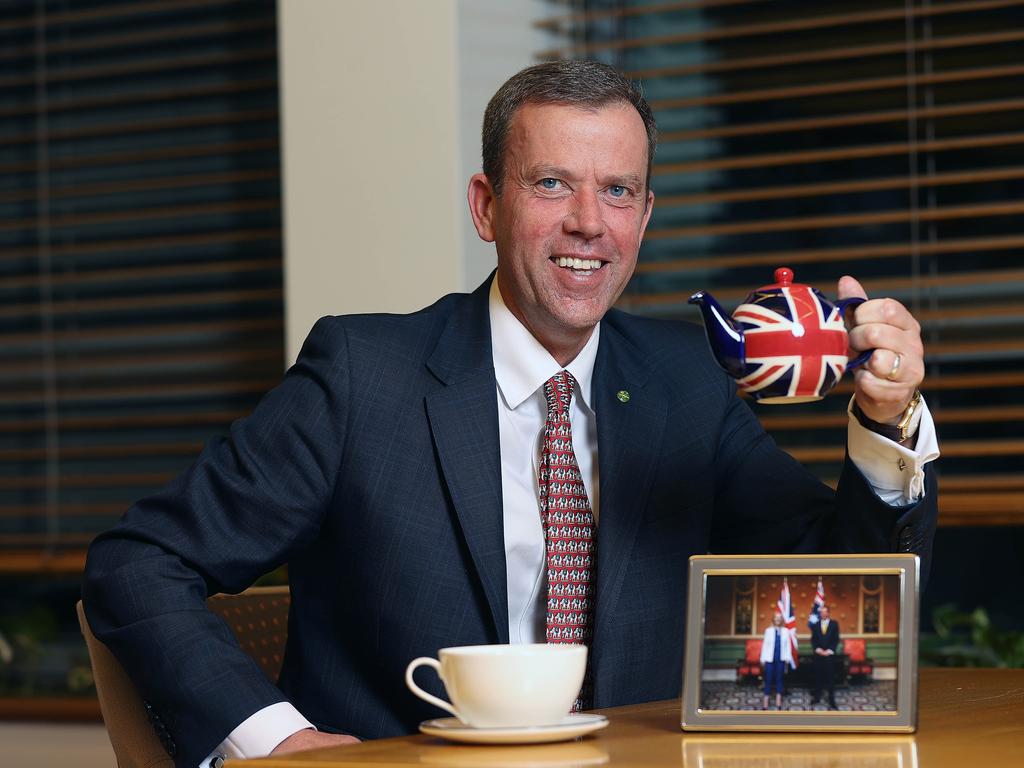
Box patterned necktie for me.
[538,370,595,711]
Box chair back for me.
[205,586,290,682]
[77,585,290,768]
[745,638,762,663]
[844,638,866,662]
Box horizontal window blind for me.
[0,0,284,569]
[541,0,1024,526]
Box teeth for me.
[556,257,602,270]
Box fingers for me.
[857,348,923,389]
[848,319,924,362]
[848,296,921,333]
[837,275,868,302]
[839,278,926,422]
[851,348,923,423]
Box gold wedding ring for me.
[886,352,902,381]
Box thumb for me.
[837,274,868,301]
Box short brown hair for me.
[481,59,657,196]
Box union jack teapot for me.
[688,267,870,404]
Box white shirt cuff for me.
[846,394,940,506]
[199,702,315,766]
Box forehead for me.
[504,101,649,174]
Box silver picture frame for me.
[681,554,919,732]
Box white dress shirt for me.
[202,276,940,763]
[489,277,601,644]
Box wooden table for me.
[243,669,1023,767]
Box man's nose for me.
[564,189,606,239]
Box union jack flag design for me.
[777,577,799,669]
[734,285,850,401]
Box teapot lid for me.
[761,267,802,290]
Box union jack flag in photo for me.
[808,576,826,627]
[778,577,799,669]
[734,285,850,400]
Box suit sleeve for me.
[707,373,938,585]
[82,318,351,768]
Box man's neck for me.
[495,276,596,367]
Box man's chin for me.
[549,307,609,336]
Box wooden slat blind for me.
[0,0,283,566]
[541,0,1024,526]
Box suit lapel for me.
[424,280,509,644]
[591,315,667,684]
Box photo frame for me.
[681,554,919,732]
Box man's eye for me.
[609,185,627,197]
[540,178,559,190]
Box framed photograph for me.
[681,554,919,732]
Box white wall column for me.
[279,0,550,363]
[279,0,462,362]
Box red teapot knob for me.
[774,267,794,286]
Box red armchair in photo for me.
[736,638,763,683]
[844,638,874,682]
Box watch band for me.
[852,389,923,444]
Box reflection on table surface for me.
[416,740,609,767]
[243,669,1023,768]
[681,736,915,768]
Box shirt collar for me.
[488,275,600,411]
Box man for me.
[83,60,938,767]
[811,605,841,709]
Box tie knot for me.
[543,370,575,418]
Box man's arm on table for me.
[82,319,353,768]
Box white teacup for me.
[405,643,587,728]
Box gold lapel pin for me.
[616,390,630,403]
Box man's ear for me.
[467,173,497,243]
[637,188,655,248]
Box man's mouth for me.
[553,256,605,275]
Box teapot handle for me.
[835,297,873,369]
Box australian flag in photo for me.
[808,576,826,627]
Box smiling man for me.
[83,60,939,768]
[468,99,654,365]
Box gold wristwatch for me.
[852,389,923,444]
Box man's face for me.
[821,606,830,621]
[468,101,654,362]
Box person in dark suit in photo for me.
[811,604,841,709]
[83,60,939,768]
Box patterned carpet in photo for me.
[700,680,897,711]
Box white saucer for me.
[419,713,609,744]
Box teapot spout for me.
[688,291,745,378]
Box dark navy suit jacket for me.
[812,619,841,654]
[83,277,937,767]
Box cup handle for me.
[405,657,461,720]
[835,297,873,369]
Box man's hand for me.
[271,729,360,755]
[838,275,924,424]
